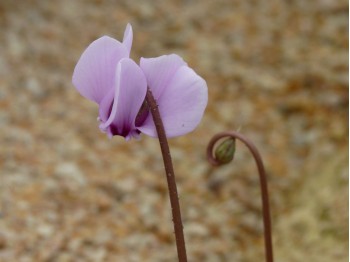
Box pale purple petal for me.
[72,36,129,104]
[98,87,114,123]
[138,65,208,138]
[123,23,133,55]
[100,58,147,140]
[140,54,187,99]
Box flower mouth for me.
[109,124,132,137]
[99,100,131,137]
[99,97,148,138]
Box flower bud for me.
[215,138,236,165]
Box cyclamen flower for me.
[72,24,208,140]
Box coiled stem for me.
[207,131,274,262]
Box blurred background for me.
[0,0,348,261]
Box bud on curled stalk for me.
[215,138,236,165]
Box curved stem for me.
[145,88,188,262]
[207,131,274,262]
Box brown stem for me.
[207,131,274,262]
[145,88,188,262]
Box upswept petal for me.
[140,54,187,99]
[100,58,147,140]
[123,23,133,55]
[72,36,129,104]
[98,87,114,123]
[138,64,208,138]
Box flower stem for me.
[145,88,188,262]
[207,131,274,262]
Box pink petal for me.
[123,23,133,55]
[100,58,147,140]
[138,65,208,138]
[72,36,129,104]
[98,87,114,123]
[140,54,187,99]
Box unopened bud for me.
[215,138,236,165]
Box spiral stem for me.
[207,131,274,262]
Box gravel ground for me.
[0,0,348,261]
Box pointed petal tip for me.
[126,23,132,31]
[72,35,129,104]
[123,24,133,53]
